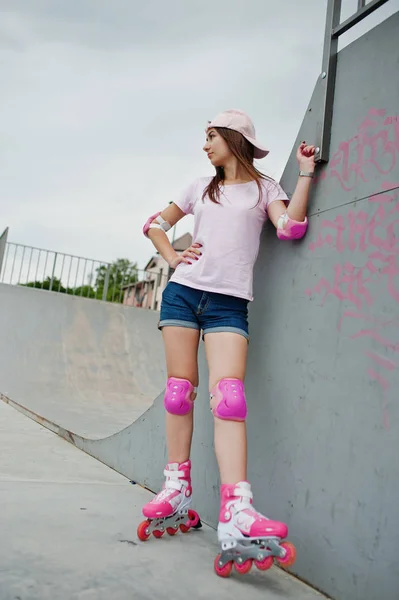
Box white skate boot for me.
[214,481,296,576]
[137,460,201,540]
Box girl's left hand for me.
[296,142,316,171]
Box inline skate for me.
[137,459,201,540]
[214,481,296,577]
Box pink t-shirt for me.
[170,176,289,301]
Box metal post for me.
[315,0,342,163]
[315,0,391,163]
[26,248,33,284]
[168,201,177,244]
[10,244,18,285]
[17,246,26,284]
[167,200,177,280]
[49,252,58,292]
[0,227,9,279]
[41,251,49,289]
[152,271,161,310]
[334,0,390,36]
[80,259,87,296]
[102,264,111,301]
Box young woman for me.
[138,109,315,576]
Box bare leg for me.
[203,333,295,572]
[162,326,200,464]
[204,332,248,485]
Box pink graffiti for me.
[313,108,399,191]
[341,314,398,432]
[305,262,375,309]
[368,368,390,391]
[364,351,397,371]
[350,324,399,352]
[309,182,399,254]
[306,181,399,430]
[306,184,399,310]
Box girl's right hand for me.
[169,243,202,268]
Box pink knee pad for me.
[164,377,195,415]
[277,212,308,240]
[210,378,247,421]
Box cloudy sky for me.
[1,0,398,272]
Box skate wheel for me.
[188,510,200,528]
[166,527,178,536]
[275,541,296,568]
[153,529,164,538]
[234,559,252,574]
[214,554,232,577]
[179,523,190,533]
[254,556,273,571]
[137,520,150,541]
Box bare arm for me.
[145,203,201,267]
[267,174,312,227]
[267,142,316,233]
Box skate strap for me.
[237,487,252,498]
[227,486,253,500]
[163,468,185,478]
[225,485,253,512]
[163,468,186,492]
[149,215,171,232]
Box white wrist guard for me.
[143,212,172,237]
[149,215,171,232]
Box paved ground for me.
[0,401,327,600]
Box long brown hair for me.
[202,127,276,206]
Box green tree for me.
[93,258,138,303]
[22,276,68,293]
[73,284,96,298]
[20,258,138,304]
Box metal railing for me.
[0,240,169,311]
[316,0,391,163]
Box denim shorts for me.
[159,282,249,341]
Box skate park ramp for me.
[1,400,327,600]
[1,9,399,600]
[0,282,167,438]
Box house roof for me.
[144,256,158,271]
[172,232,192,251]
[142,232,192,271]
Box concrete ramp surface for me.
[0,283,327,600]
[0,283,166,438]
[0,400,327,600]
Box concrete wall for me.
[0,283,167,437]
[245,12,399,599]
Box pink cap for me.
[206,109,269,159]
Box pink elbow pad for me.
[276,212,308,240]
[143,211,161,237]
[143,211,172,237]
